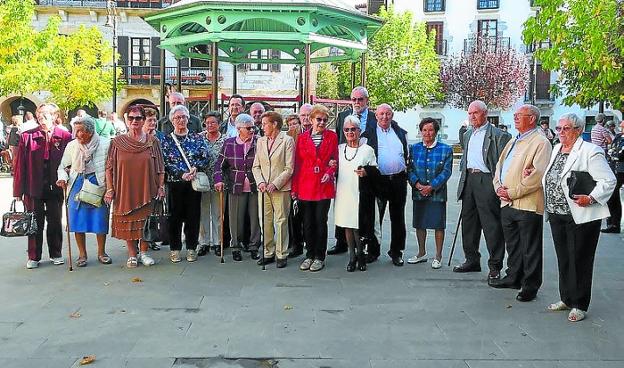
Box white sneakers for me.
[407,254,442,269]
[50,257,65,265]
[26,260,39,269]
[138,252,155,266]
[186,249,198,262]
[26,258,63,269]
[431,259,442,269]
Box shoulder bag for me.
[1,200,37,237]
[170,133,210,192]
[76,177,106,207]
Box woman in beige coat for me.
[252,112,295,268]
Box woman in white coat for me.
[57,117,111,267]
[542,113,616,322]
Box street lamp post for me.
[105,1,118,113]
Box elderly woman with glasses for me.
[56,116,111,267]
[214,113,261,262]
[159,105,209,263]
[292,104,338,272]
[105,105,165,268]
[334,115,377,272]
[197,111,226,256]
[543,113,616,322]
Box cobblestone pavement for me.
[0,169,622,368]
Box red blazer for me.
[292,129,338,201]
[13,126,72,198]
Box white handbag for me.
[170,133,210,192]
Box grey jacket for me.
[457,123,511,201]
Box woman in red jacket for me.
[292,105,338,272]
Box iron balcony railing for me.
[35,0,174,8]
[463,36,510,54]
[435,39,448,56]
[118,66,222,86]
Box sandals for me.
[126,257,138,268]
[76,257,88,267]
[547,301,570,312]
[98,254,112,265]
[568,308,586,322]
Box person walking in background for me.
[95,110,116,138]
[490,105,552,302]
[543,113,615,322]
[13,103,72,269]
[407,118,453,269]
[590,113,612,151]
[603,119,624,234]
[454,100,511,280]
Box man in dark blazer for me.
[158,92,202,134]
[454,100,511,279]
[328,86,379,255]
[365,104,409,266]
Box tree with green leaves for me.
[315,63,339,99]
[523,0,624,110]
[316,6,442,111]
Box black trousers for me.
[168,181,202,251]
[367,172,407,258]
[501,207,543,293]
[288,199,304,251]
[24,185,64,262]
[549,213,601,311]
[300,199,331,261]
[606,172,623,229]
[460,172,505,271]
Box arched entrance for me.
[8,98,37,117]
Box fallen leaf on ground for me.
[69,311,81,319]
[283,305,293,310]
[79,355,96,365]
[506,305,513,309]
[131,277,143,283]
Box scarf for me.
[73,132,100,174]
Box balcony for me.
[523,41,551,54]
[35,0,174,9]
[435,39,448,56]
[463,36,510,54]
[119,66,222,86]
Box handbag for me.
[567,171,596,199]
[1,200,37,237]
[76,177,106,207]
[143,200,168,243]
[170,133,210,192]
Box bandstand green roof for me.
[145,0,384,64]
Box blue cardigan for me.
[407,141,453,202]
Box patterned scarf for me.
[72,132,100,174]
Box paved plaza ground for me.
[0,167,623,368]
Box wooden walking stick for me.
[219,190,225,264]
[447,210,462,267]
[63,186,73,272]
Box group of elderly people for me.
[11,88,618,324]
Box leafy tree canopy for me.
[523,0,624,110]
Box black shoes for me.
[277,258,287,268]
[453,262,481,273]
[346,260,356,272]
[213,246,221,257]
[516,289,537,302]
[232,251,242,262]
[366,254,379,264]
[250,250,260,260]
[257,256,275,266]
[327,244,348,255]
[197,245,209,257]
[391,255,404,267]
[488,270,501,280]
[601,226,621,233]
[488,277,521,289]
[149,242,161,251]
[357,254,367,272]
[288,247,304,258]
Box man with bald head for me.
[490,104,551,301]
[454,100,511,279]
[250,102,266,136]
[158,92,202,134]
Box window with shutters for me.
[478,0,499,9]
[477,19,498,37]
[249,49,270,71]
[131,38,150,66]
[424,0,445,12]
[426,22,446,55]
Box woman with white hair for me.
[543,113,616,322]
[214,113,261,262]
[56,116,111,267]
[159,105,209,263]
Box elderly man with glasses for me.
[158,92,202,134]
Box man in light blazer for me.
[455,100,511,279]
[490,104,552,302]
[252,112,295,268]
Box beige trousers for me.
[259,191,291,259]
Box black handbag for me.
[1,200,37,237]
[567,171,596,199]
[142,200,168,243]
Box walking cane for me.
[63,186,73,272]
[447,210,462,267]
[219,190,225,264]
[260,191,266,271]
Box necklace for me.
[343,143,359,161]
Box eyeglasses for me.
[351,97,366,102]
[513,113,533,119]
[555,126,578,132]
[127,116,144,121]
[239,126,254,131]
[173,116,188,121]
[315,117,328,123]
[343,127,359,132]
